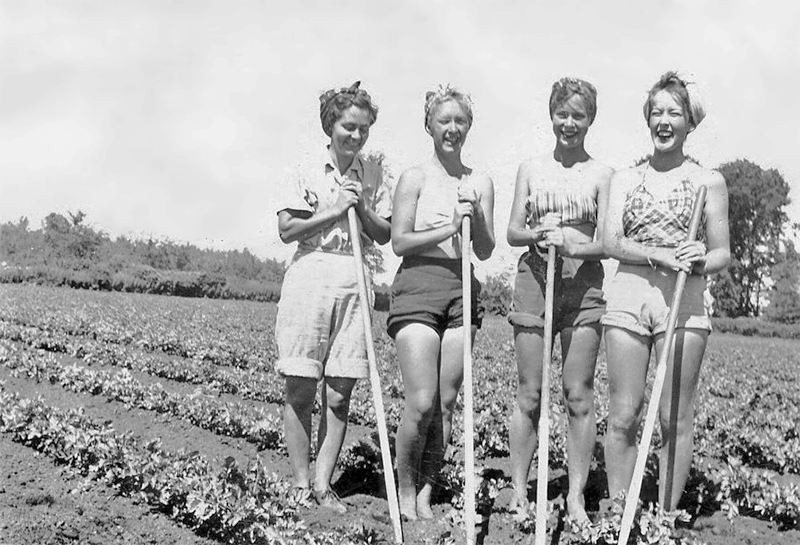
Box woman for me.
[602,71,730,512]
[388,85,495,521]
[274,82,392,514]
[506,77,613,523]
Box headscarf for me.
[423,84,474,129]
[643,71,706,128]
[318,81,377,136]
[549,77,598,124]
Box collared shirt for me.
[277,148,392,255]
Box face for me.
[648,90,691,154]
[329,105,372,161]
[427,99,471,154]
[552,94,591,150]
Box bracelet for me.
[647,254,656,269]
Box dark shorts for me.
[387,255,484,339]
[507,251,605,333]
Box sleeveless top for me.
[414,175,468,259]
[622,169,704,248]
[526,190,597,228]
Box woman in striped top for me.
[506,77,613,523]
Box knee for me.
[325,388,351,417]
[404,390,437,422]
[607,406,641,439]
[564,383,594,418]
[515,383,541,418]
[659,410,695,440]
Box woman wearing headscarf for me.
[506,77,613,523]
[388,85,495,521]
[275,82,392,514]
[602,71,730,512]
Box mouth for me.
[443,133,461,146]
[655,128,673,141]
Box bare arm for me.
[676,170,730,275]
[391,168,460,257]
[354,200,391,245]
[468,173,496,261]
[506,162,543,247]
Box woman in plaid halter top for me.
[601,72,731,514]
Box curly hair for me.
[319,81,378,137]
[423,84,474,129]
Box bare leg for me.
[416,325,475,518]
[560,324,601,523]
[394,323,442,520]
[508,325,545,512]
[284,376,318,488]
[314,376,357,491]
[656,328,707,510]
[604,326,651,500]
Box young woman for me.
[388,85,495,521]
[274,82,392,514]
[602,71,730,512]
[506,77,613,523]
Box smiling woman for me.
[272,81,393,515]
[504,77,613,524]
[387,84,496,522]
[601,70,731,515]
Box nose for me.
[351,129,362,141]
[564,115,575,127]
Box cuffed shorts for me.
[386,255,483,339]
[601,263,711,337]
[274,251,369,380]
[507,251,605,332]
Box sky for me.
[1,0,799,283]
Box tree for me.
[712,159,791,317]
[764,240,800,323]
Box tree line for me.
[0,211,286,301]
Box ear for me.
[425,122,432,136]
[687,122,697,134]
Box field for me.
[1,283,799,545]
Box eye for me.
[556,111,568,119]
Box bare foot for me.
[399,494,418,522]
[416,489,434,520]
[566,494,590,526]
[509,493,530,516]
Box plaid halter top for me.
[622,170,704,248]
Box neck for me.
[328,146,353,175]
[432,149,465,178]
[553,144,590,167]
[649,148,685,172]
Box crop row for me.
[0,341,285,451]
[0,386,385,545]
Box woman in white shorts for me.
[601,71,730,514]
[275,82,392,513]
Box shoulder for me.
[587,159,615,179]
[696,166,725,189]
[610,165,641,188]
[396,165,427,193]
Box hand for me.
[334,183,360,214]
[675,241,707,266]
[452,201,474,229]
[653,248,692,273]
[534,213,562,250]
[457,185,479,205]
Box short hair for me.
[549,77,598,124]
[642,71,706,128]
[319,81,378,137]
[423,84,474,129]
